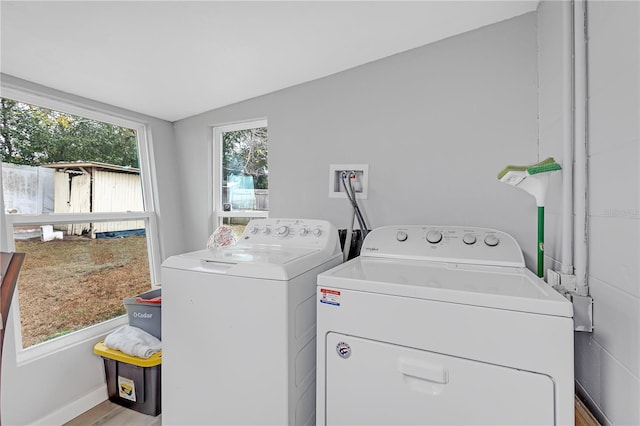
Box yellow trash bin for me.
[93,341,161,416]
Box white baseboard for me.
[30,385,108,426]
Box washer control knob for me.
[277,225,289,237]
[250,226,260,234]
[262,227,271,235]
[484,234,499,247]
[396,231,408,242]
[426,230,443,244]
[299,228,309,236]
[462,233,477,245]
[312,228,322,237]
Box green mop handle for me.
[537,206,544,277]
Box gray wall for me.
[536,0,567,271]
[0,74,184,425]
[538,1,640,424]
[173,12,543,269]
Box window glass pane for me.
[14,221,150,348]
[221,127,268,213]
[1,97,155,349]
[221,216,252,239]
[1,98,142,216]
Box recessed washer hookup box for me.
[123,288,161,340]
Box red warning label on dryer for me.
[320,288,341,306]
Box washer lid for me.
[318,257,573,317]
[162,245,339,280]
[182,244,317,264]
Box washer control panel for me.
[363,225,525,267]
[241,218,335,249]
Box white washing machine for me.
[162,218,342,426]
[316,225,574,426]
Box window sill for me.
[217,211,268,218]
[16,315,128,365]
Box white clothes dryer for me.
[162,218,342,426]
[316,225,574,426]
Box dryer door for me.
[324,333,555,425]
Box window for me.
[213,120,268,237]
[0,91,160,355]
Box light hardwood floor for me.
[64,400,161,426]
[575,395,601,426]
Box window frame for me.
[212,119,269,228]
[0,86,162,363]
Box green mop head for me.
[526,158,562,175]
[497,157,561,206]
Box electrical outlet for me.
[329,164,368,199]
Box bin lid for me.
[93,341,162,367]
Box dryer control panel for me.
[361,225,525,267]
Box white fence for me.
[222,188,269,211]
[1,162,54,214]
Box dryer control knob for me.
[426,230,443,244]
[484,234,500,247]
[262,227,271,235]
[462,233,477,245]
[396,231,408,242]
[312,228,322,237]
[250,226,260,234]
[277,225,289,237]
[299,228,309,236]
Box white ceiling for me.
[1,1,538,122]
